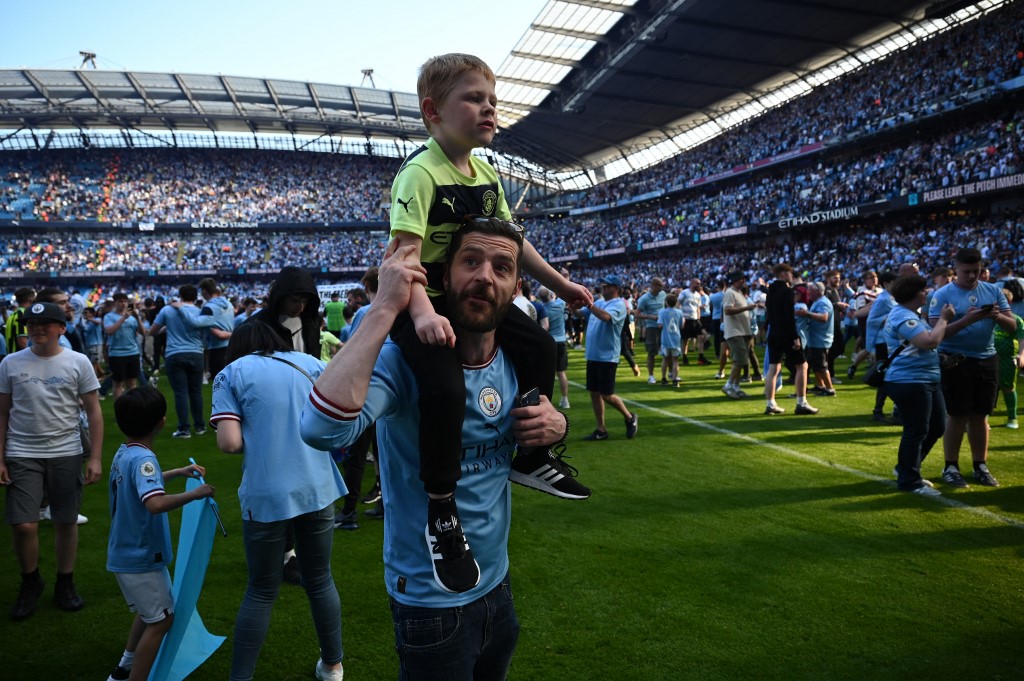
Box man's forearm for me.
[313,305,397,409]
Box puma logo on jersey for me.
[441,197,456,213]
[396,196,413,213]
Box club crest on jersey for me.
[968,294,978,305]
[140,461,156,477]
[482,190,497,216]
[929,297,937,309]
[478,386,502,418]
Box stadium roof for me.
[0,0,1004,179]
[0,69,426,141]
[490,0,947,172]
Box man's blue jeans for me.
[390,574,519,681]
[230,506,343,681]
[164,351,205,431]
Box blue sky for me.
[1,0,546,93]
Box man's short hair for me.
[878,271,898,287]
[931,266,953,279]
[824,269,840,279]
[665,293,678,308]
[35,287,65,304]
[862,270,878,280]
[651,277,664,287]
[447,216,525,274]
[361,267,380,295]
[14,287,35,305]
[537,287,552,302]
[179,284,198,302]
[115,386,167,439]
[198,277,219,296]
[417,54,495,129]
[347,287,369,306]
[954,247,983,265]
[330,292,339,299]
[808,282,825,295]
[773,263,793,277]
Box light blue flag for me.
[149,478,226,681]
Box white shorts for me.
[115,568,174,623]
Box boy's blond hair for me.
[417,53,495,130]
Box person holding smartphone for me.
[928,247,1016,488]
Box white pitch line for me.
[572,382,1024,530]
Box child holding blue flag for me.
[106,386,214,681]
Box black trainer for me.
[510,444,591,500]
[107,665,131,681]
[12,579,44,621]
[362,482,382,505]
[425,498,480,594]
[334,509,359,531]
[53,578,84,612]
[625,412,639,439]
[583,429,609,441]
[283,555,302,585]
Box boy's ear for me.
[421,97,442,125]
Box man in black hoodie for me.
[249,266,321,357]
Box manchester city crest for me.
[478,386,502,418]
[482,190,497,216]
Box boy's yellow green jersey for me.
[390,138,511,296]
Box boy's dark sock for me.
[56,571,74,584]
[22,568,41,584]
[944,462,959,470]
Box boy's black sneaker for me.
[12,579,44,621]
[107,665,131,681]
[795,403,819,415]
[362,482,381,505]
[583,429,609,441]
[53,579,84,611]
[510,444,591,500]
[425,498,480,594]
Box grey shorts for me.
[644,330,660,354]
[4,456,83,525]
[726,335,751,368]
[115,568,174,623]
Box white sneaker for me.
[714,372,724,380]
[315,658,344,681]
[1006,420,1019,429]
[647,375,656,384]
[911,485,942,497]
[39,507,88,524]
[558,397,570,409]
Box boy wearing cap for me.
[0,302,104,620]
[577,275,639,440]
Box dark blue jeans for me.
[886,381,946,490]
[165,351,204,431]
[230,506,342,681]
[390,574,519,681]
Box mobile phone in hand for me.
[514,387,540,408]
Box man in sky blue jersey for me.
[799,282,835,396]
[634,277,666,384]
[928,247,1015,488]
[149,285,206,439]
[576,275,638,441]
[537,286,571,409]
[301,219,567,680]
[176,278,235,380]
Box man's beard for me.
[447,284,509,333]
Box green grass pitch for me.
[2,349,1022,680]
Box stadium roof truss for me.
[0,68,427,142]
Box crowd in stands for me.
[524,105,1024,256]
[1,149,398,223]
[539,0,1024,208]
